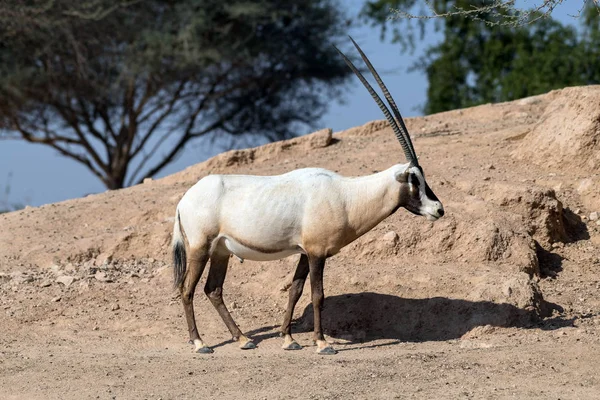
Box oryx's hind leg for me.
[181,244,212,353]
[280,254,310,350]
[204,252,255,350]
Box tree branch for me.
[76,96,106,142]
[130,80,187,159]
[95,103,117,142]
[134,115,230,185]
[50,99,109,174]
[126,125,177,186]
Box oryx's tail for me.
[172,209,187,289]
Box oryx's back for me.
[176,168,345,257]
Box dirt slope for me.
[1,86,600,399]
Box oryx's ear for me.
[394,170,410,183]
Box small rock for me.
[483,176,491,181]
[590,211,599,221]
[51,296,61,302]
[10,272,33,284]
[94,271,112,283]
[349,276,361,286]
[39,280,52,288]
[381,231,399,248]
[143,177,153,184]
[230,301,238,310]
[64,263,76,273]
[305,128,333,149]
[551,242,564,249]
[111,303,120,311]
[596,220,600,226]
[50,264,61,275]
[574,208,581,215]
[78,281,90,293]
[486,164,495,170]
[56,275,77,287]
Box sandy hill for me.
[1,86,599,399]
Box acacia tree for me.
[363,0,600,114]
[0,0,352,189]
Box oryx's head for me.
[335,37,444,221]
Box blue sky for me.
[0,0,586,208]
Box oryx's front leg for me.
[204,252,255,350]
[309,255,336,355]
[281,254,310,350]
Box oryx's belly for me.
[219,236,302,262]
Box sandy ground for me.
[1,86,600,399]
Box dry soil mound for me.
[512,86,600,172]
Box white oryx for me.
[172,37,444,355]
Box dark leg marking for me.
[308,255,336,355]
[204,252,255,349]
[281,254,310,350]
[181,248,212,353]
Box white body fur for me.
[174,164,441,262]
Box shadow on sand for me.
[536,207,589,278]
[212,292,572,349]
[293,292,551,343]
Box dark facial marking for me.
[415,166,440,202]
[424,182,440,202]
[409,173,420,188]
[390,178,422,217]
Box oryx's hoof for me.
[240,340,256,350]
[195,346,214,354]
[282,341,302,350]
[316,346,337,355]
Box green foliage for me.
[0,0,352,189]
[581,2,600,84]
[363,0,600,114]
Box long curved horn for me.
[334,42,419,167]
[348,36,419,165]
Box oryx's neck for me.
[343,164,408,240]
